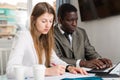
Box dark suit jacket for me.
[54,25,101,66]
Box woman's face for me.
[35,12,54,34]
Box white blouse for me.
[6,30,68,77]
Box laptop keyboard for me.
[87,65,116,73]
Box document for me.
[45,72,95,80]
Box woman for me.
[6,2,87,77]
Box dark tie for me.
[64,33,70,43]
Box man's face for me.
[60,12,78,34]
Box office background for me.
[71,0,120,64]
[0,0,120,75]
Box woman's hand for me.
[67,66,88,75]
[45,65,65,76]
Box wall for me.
[71,0,120,64]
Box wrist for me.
[65,65,74,72]
[80,60,86,67]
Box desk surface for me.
[1,63,120,80]
[45,73,120,80]
[0,73,120,80]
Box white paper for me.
[45,72,95,80]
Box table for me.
[0,72,120,80]
[1,63,120,80]
[44,72,120,80]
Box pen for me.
[51,63,56,66]
[25,77,28,80]
[25,77,33,80]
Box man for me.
[54,3,112,69]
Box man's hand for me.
[98,58,112,68]
[80,58,112,69]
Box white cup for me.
[14,65,25,80]
[33,64,46,80]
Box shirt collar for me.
[58,24,65,35]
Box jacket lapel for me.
[54,26,73,51]
[72,29,82,58]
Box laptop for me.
[87,65,115,74]
[87,62,120,78]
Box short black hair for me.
[57,3,77,20]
